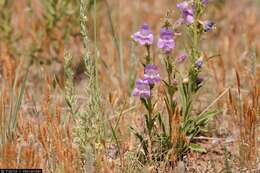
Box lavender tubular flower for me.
[202,20,215,32]
[176,1,189,10]
[131,23,154,46]
[144,64,161,84]
[202,0,208,5]
[182,8,194,24]
[157,27,175,53]
[176,1,194,24]
[176,52,187,63]
[195,58,203,69]
[132,79,151,99]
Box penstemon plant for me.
[130,0,216,165]
[131,24,159,162]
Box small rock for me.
[212,138,220,145]
[174,161,185,173]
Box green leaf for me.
[156,113,166,134]
[144,114,152,133]
[141,98,149,111]
[129,126,148,155]
[162,79,169,87]
[195,110,218,126]
[189,143,207,153]
[164,97,171,115]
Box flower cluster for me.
[131,1,215,98]
[176,0,215,32]
[144,64,161,84]
[131,24,175,53]
[157,27,175,53]
[131,23,154,46]
[176,1,194,24]
[132,64,160,99]
[132,79,151,99]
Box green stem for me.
[185,0,203,123]
[145,45,151,64]
[166,56,172,84]
[142,44,154,161]
[164,55,177,139]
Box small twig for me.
[193,136,224,140]
[108,106,136,121]
[193,136,237,144]
[198,87,230,117]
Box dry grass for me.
[0,0,259,172]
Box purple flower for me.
[176,52,187,63]
[195,58,203,69]
[131,23,154,46]
[201,0,208,5]
[202,20,215,32]
[182,8,194,24]
[196,76,204,85]
[132,79,151,99]
[144,64,160,84]
[176,1,194,24]
[176,1,189,10]
[157,27,175,53]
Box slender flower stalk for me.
[145,45,152,64]
[157,22,178,140]
[190,0,206,89]
[163,54,178,139]
[131,27,160,161]
[180,0,213,133]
